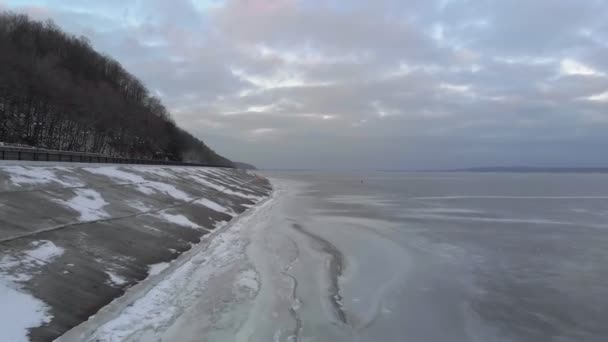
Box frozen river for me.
[67,171,608,342]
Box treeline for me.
[0,12,232,166]
[234,162,257,170]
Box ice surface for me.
[398,212,585,226]
[235,270,259,292]
[326,194,393,206]
[407,207,483,214]
[410,195,608,199]
[148,263,170,276]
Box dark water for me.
[266,171,608,342]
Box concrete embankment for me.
[0,164,271,342]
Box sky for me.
[2,0,608,169]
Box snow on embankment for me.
[0,165,271,342]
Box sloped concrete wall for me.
[0,165,271,341]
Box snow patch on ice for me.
[85,166,146,183]
[136,167,177,179]
[190,175,264,202]
[0,240,62,341]
[0,277,53,342]
[0,240,65,282]
[2,166,83,187]
[184,172,223,191]
[143,182,192,201]
[25,240,65,263]
[105,271,128,287]
[142,225,162,233]
[56,188,109,221]
[381,307,392,314]
[202,171,246,188]
[148,262,170,276]
[292,298,302,311]
[220,188,263,201]
[211,219,231,231]
[158,212,202,229]
[184,171,262,201]
[196,198,235,216]
[125,200,153,213]
[84,167,192,201]
[235,269,259,292]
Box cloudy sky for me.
[2,0,608,169]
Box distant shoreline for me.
[445,167,608,173]
[379,167,608,174]
[264,167,608,174]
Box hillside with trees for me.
[0,12,232,166]
[234,162,257,170]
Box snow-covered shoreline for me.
[0,164,271,341]
[58,192,276,342]
[0,241,65,342]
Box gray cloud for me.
[3,0,608,169]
